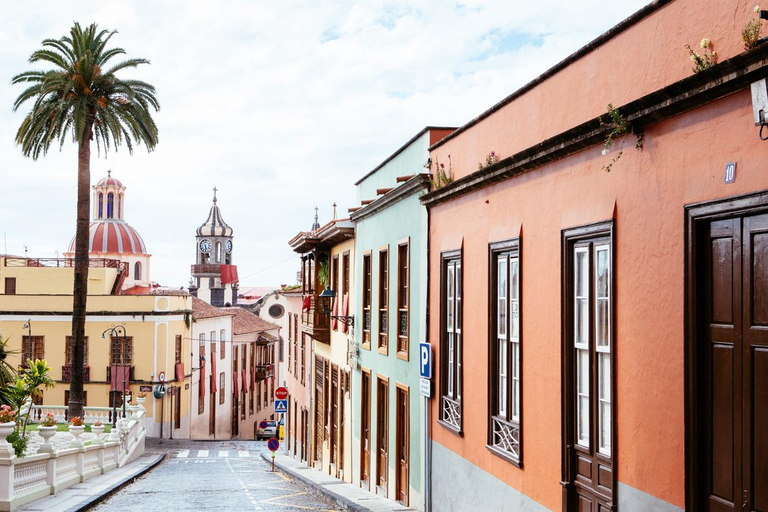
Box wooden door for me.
[697,215,768,511]
[315,357,324,463]
[376,376,389,496]
[396,385,409,506]
[174,387,181,429]
[330,365,338,467]
[361,370,371,489]
[562,225,614,512]
[339,381,345,477]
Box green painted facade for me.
[350,129,433,510]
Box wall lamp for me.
[318,286,355,327]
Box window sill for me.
[377,346,388,356]
[486,444,523,469]
[362,343,371,351]
[396,350,408,361]
[437,419,463,437]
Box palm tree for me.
[12,22,159,418]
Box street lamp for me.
[102,325,128,427]
[22,320,31,367]
[318,286,355,328]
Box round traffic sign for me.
[259,421,268,429]
[267,438,279,452]
[158,371,166,383]
[275,386,288,400]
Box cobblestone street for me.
[92,439,341,512]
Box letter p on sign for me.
[419,343,431,379]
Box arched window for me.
[134,262,141,280]
[216,242,221,263]
[98,193,104,218]
[107,193,114,218]
[118,194,122,219]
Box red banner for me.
[110,366,129,392]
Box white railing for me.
[29,405,124,425]
[0,405,146,511]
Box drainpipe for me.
[424,203,432,512]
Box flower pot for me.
[128,405,140,420]
[91,425,106,445]
[68,425,85,448]
[137,397,146,409]
[37,425,57,454]
[0,422,15,457]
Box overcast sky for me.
[0,0,649,289]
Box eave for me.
[351,174,430,222]
[421,44,768,208]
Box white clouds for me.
[0,0,649,287]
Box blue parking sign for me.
[419,343,431,379]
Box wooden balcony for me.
[255,364,274,380]
[61,365,90,382]
[301,295,330,344]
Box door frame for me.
[395,382,410,507]
[560,220,616,511]
[684,189,768,510]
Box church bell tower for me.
[190,188,238,306]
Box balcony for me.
[301,294,330,344]
[255,364,274,380]
[191,263,221,275]
[256,333,277,346]
[61,365,90,382]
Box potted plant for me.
[69,416,85,448]
[137,391,147,407]
[90,419,105,445]
[37,412,57,453]
[0,405,16,456]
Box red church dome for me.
[68,220,148,254]
[96,175,124,188]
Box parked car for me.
[257,420,278,440]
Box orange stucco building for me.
[424,1,768,511]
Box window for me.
[22,336,45,363]
[250,344,255,417]
[98,193,104,218]
[65,336,89,366]
[300,336,306,385]
[134,262,142,281]
[378,248,388,353]
[268,304,284,319]
[4,278,16,295]
[220,330,226,359]
[110,336,133,366]
[175,335,182,364]
[440,251,462,433]
[107,192,114,218]
[219,373,225,405]
[397,242,409,358]
[288,326,293,374]
[343,252,350,296]
[362,253,372,349]
[118,194,122,219]
[489,239,522,465]
[332,256,340,331]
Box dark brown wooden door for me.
[315,357,324,463]
[361,370,371,489]
[562,226,614,512]
[396,386,409,506]
[376,377,389,496]
[4,278,15,295]
[330,366,338,467]
[700,215,768,512]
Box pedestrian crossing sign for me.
[274,399,288,413]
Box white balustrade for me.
[0,406,146,511]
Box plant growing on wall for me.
[478,151,500,170]
[317,260,329,288]
[599,104,644,172]
[686,38,718,73]
[743,5,764,50]
[430,155,454,189]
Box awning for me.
[110,366,129,392]
[210,352,218,393]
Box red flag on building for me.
[302,294,310,311]
[332,296,338,330]
[210,352,218,393]
[175,363,185,382]
[341,293,349,333]
[110,366,129,392]
[199,358,206,399]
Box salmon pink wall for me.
[428,88,768,510]
[431,0,759,180]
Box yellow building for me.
[0,256,192,437]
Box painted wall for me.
[0,260,118,295]
[426,88,768,510]
[352,132,431,510]
[0,289,192,438]
[283,293,311,462]
[191,315,233,439]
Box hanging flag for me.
[341,293,349,333]
[210,352,218,393]
[199,357,206,399]
[332,295,338,330]
[175,363,185,382]
[302,294,311,311]
[110,366,129,392]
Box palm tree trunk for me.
[68,124,92,419]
